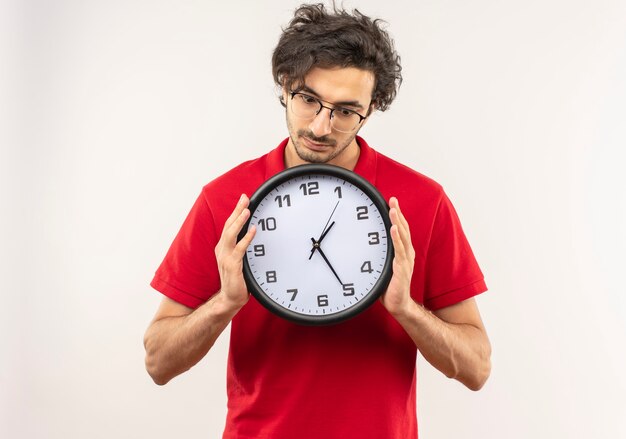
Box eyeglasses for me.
[288,91,368,133]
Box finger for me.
[392,207,414,262]
[388,198,402,231]
[389,220,406,261]
[389,198,413,257]
[223,207,251,245]
[390,223,414,283]
[232,225,256,260]
[223,194,249,232]
[389,206,407,236]
[391,197,411,241]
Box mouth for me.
[301,136,332,152]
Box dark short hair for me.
[272,3,402,112]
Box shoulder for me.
[192,153,271,229]
[200,139,287,203]
[373,149,445,208]
[204,155,266,192]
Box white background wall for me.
[2,0,625,437]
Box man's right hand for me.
[144,194,257,385]
[214,193,257,311]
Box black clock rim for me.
[238,164,394,326]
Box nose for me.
[308,107,333,137]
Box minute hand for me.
[309,221,336,260]
[308,200,340,259]
[311,239,344,286]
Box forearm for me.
[392,300,491,391]
[144,292,242,385]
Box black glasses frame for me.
[289,92,368,128]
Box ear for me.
[278,80,292,108]
[367,101,377,116]
[281,87,289,107]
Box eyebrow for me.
[299,85,366,111]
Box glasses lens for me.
[330,109,361,133]
[291,93,319,119]
[290,93,362,133]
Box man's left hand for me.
[380,197,415,316]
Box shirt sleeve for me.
[422,191,487,310]
[150,190,221,309]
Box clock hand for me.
[308,200,340,260]
[319,200,340,240]
[309,221,336,260]
[317,220,336,246]
[308,200,340,258]
[310,238,344,286]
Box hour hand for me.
[309,221,335,260]
[308,200,340,258]
[318,221,335,246]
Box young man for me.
[144,4,491,438]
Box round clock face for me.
[240,164,393,325]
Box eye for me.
[299,94,318,105]
[336,107,356,118]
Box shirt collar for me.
[265,135,377,185]
[353,135,377,185]
[264,138,289,180]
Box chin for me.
[295,144,333,164]
[298,151,331,164]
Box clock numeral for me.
[342,283,355,296]
[299,181,319,196]
[360,261,373,274]
[274,194,291,208]
[258,217,277,231]
[317,294,329,307]
[286,288,298,301]
[253,244,265,256]
[334,186,342,199]
[368,232,380,245]
[356,206,369,220]
[266,271,277,283]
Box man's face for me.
[284,67,375,168]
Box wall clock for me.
[239,164,393,325]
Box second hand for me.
[309,200,340,260]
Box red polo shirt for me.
[151,137,487,438]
